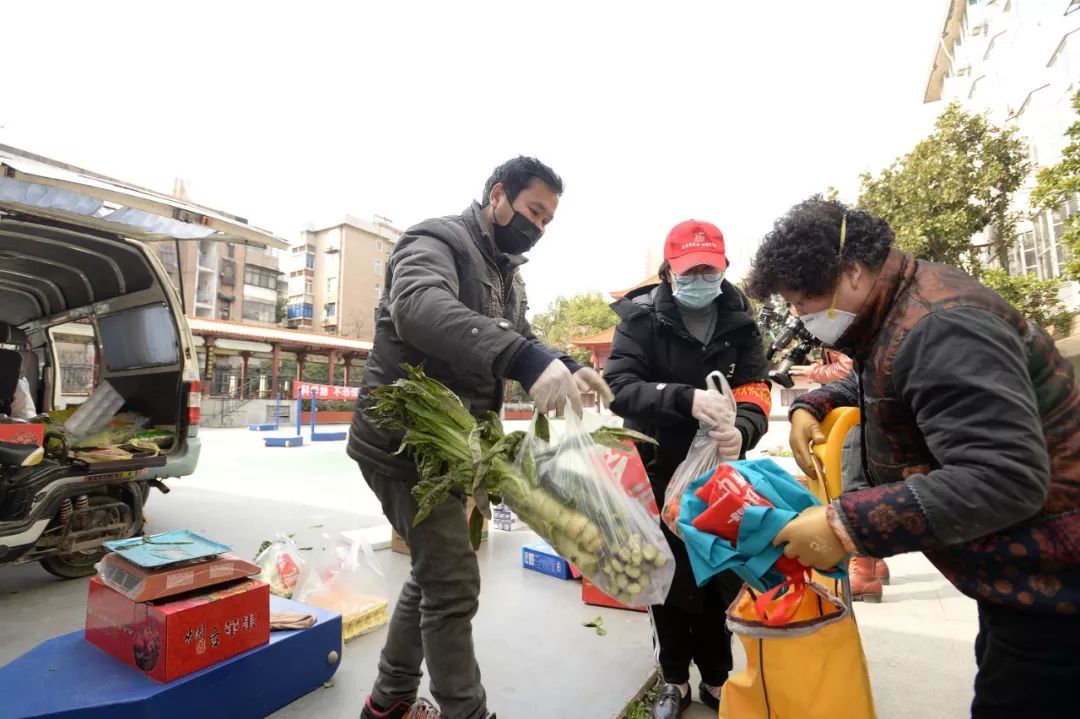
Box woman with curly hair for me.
[747,197,1080,718]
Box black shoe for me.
[698,681,721,711]
[650,683,690,719]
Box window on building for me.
[374,285,382,300]
[242,300,277,323]
[226,243,236,259]
[326,302,337,318]
[306,252,315,269]
[220,259,236,286]
[1053,196,1078,270]
[1050,30,1077,84]
[1034,213,1055,279]
[244,266,279,290]
[1012,230,1039,276]
[327,276,338,296]
[968,75,986,100]
[984,31,1006,60]
[376,239,383,252]
[219,301,232,321]
[305,278,314,295]
[287,302,314,320]
[375,260,384,276]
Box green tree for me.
[1031,90,1080,281]
[858,102,1031,277]
[530,292,618,366]
[981,269,1073,336]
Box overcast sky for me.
[1,0,946,314]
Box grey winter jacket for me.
[347,202,572,470]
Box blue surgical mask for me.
[672,274,723,309]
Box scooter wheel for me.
[39,549,104,579]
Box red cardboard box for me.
[0,422,44,446]
[582,577,646,613]
[85,576,270,682]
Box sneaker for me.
[404,699,440,719]
[360,696,438,719]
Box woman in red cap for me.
[605,220,771,718]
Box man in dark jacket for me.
[348,157,612,719]
[747,197,1080,718]
[605,220,771,718]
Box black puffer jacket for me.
[605,280,771,611]
[606,281,770,486]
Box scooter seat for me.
[0,440,44,468]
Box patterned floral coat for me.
[794,250,1080,615]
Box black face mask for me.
[493,210,542,255]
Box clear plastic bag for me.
[296,533,389,640]
[64,381,125,443]
[253,533,306,599]
[661,371,737,538]
[512,412,675,606]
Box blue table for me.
[0,597,342,719]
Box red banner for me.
[293,382,360,401]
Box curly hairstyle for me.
[745,197,894,300]
[481,156,564,207]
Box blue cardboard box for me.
[522,540,580,580]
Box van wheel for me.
[40,549,106,579]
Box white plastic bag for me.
[512,412,676,606]
[64,381,125,443]
[253,533,306,598]
[661,371,737,538]
[296,533,389,639]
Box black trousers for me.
[971,601,1080,718]
[648,573,741,686]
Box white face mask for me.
[800,307,856,346]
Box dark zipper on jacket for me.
[855,358,875,487]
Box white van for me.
[0,145,287,577]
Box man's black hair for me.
[745,197,895,300]
[481,156,564,207]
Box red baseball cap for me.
[664,220,727,274]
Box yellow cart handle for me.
[801,407,860,505]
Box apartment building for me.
[286,215,401,340]
[926,0,1080,304]
[152,179,285,325]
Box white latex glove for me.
[573,367,615,408]
[529,359,584,416]
[691,389,734,427]
[708,425,743,460]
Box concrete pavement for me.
[0,424,980,718]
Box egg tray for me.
[341,600,390,642]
